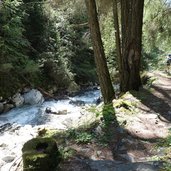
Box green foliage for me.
[143,0,171,52]
[113,92,140,117]
[0,0,29,65]
[142,49,164,70]
[0,0,97,98]
[141,72,157,88]
[0,0,31,98]
[142,0,171,70]
[102,103,117,126]
[87,105,102,117]
[58,147,76,160]
[42,59,74,91]
[53,7,97,86]
[36,4,96,91]
[75,132,93,144]
[158,130,171,147]
[23,0,48,59]
[66,129,93,144]
[0,71,20,98]
[101,13,117,72]
[114,99,133,110]
[161,162,171,171]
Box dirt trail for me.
[134,71,171,117]
[151,72,171,116]
[123,71,171,140]
[58,71,171,171]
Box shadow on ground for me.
[46,120,164,171]
[131,86,171,122]
[58,158,164,171]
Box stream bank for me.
[0,88,100,171]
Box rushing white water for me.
[0,89,100,127]
[0,88,100,171]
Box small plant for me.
[66,129,77,139]
[158,130,171,147]
[141,72,157,88]
[160,163,171,171]
[114,100,131,110]
[66,128,94,144]
[146,77,157,88]
[94,131,110,147]
[59,147,76,160]
[75,132,93,144]
[87,105,102,117]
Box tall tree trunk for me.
[120,0,144,92]
[85,0,115,104]
[112,0,122,86]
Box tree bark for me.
[120,0,144,92]
[112,0,122,86]
[85,0,115,104]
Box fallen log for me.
[37,87,57,100]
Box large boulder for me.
[23,89,44,105]
[12,93,24,107]
[22,138,61,171]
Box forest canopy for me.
[0,0,171,98]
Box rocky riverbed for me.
[0,88,100,171]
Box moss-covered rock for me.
[22,137,61,171]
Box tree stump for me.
[22,138,60,171]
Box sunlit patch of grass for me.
[87,104,102,117]
[113,92,140,116]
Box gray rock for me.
[3,104,14,113]
[94,125,104,136]
[0,102,4,113]
[12,93,24,107]
[23,89,44,105]
[86,160,164,171]
[59,160,92,171]
[168,111,171,115]
[157,147,166,157]
[69,100,85,106]
[2,155,15,163]
[117,153,135,162]
[0,159,5,168]
[0,143,7,147]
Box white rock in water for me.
[12,93,24,107]
[0,159,5,168]
[23,89,44,105]
[0,143,7,148]
[2,155,15,163]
